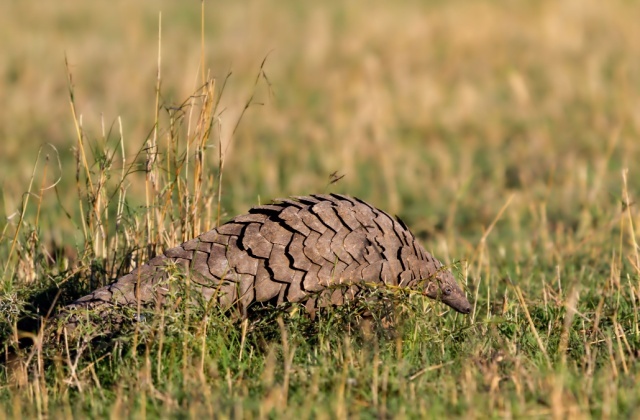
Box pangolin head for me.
[424,269,471,314]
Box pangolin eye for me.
[444,287,452,296]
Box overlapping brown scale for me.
[215,222,245,236]
[302,265,323,292]
[310,193,339,204]
[316,228,337,263]
[352,196,384,217]
[330,288,344,306]
[147,255,168,266]
[278,205,311,236]
[400,229,417,249]
[172,258,191,269]
[215,280,238,308]
[196,223,238,245]
[237,274,255,313]
[61,193,456,331]
[250,204,286,214]
[286,271,307,302]
[233,212,269,224]
[399,270,415,287]
[386,259,403,281]
[317,263,336,286]
[254,260,282,302]
[372,212,395,234]
[393,222,412,246]
[349,199,378,230]
[200,223,233,242]
[332,202,361,231]
[399,246,414,269]
[199,231,233,245]
[330,194,358,206]
[362,261,384,282]
[419,259,441,281]
[227,243,258,276]
[374,232,402,262]
[341,260,364,282]
[302,231,325,266]
[299,210,328,234]
[276,282,289,305]
[288,233,312,271]
[275,198,306,208]
[343,230,368,263]
[332,260,348,281]
[208,243,231,278]
[304,297,318,316]
[268,244,297,283]
[260,219,294,247]
[363,244,384,264]
[379,261,395,284]
[411,237,425,261]
[165,245,192,259]
[292,195,321,205]
[242,223,273,258]
[182,239,212,253]
[190,250,215,285]
[330,224,352,264]
[387,221,409,249]
[310,200,345,232]
[404,252,422,278]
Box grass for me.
[1,0,640,417]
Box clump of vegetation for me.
[1,0,640,417]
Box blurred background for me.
[1,0,639,258]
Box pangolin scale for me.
[60,194,470,331]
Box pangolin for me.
[59,194,470,332]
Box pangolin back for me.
[61,194,470,330]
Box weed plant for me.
[1,0,640,417]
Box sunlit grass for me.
[1,0,640,417]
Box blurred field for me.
[1,0,640,417]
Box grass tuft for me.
[2,0,640,417]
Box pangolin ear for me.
[425,281,439,299]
